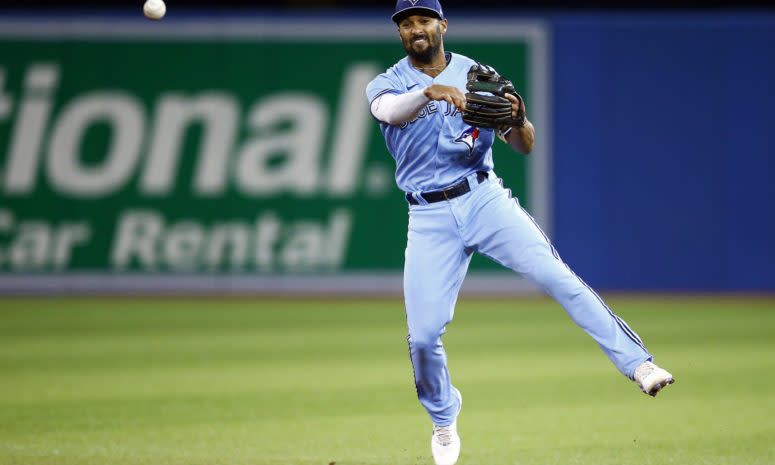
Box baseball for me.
[143,0,166,20]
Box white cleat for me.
[432,420,460,465]
[431,389,462,465]
[634,361,675,397]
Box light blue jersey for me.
[366,52,495,193]
[368,49,661,430]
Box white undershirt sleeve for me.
[370,89,430,125]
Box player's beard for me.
[402,25,443,64]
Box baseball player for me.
[366,2,675,464]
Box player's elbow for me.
[372,107,408,126]
[384,115,406,126]
[511,135,534,155]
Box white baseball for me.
[143,0,166,20]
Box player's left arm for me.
[498,93,534,155]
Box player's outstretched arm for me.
[371,90,429,125]
[370,84,467,125]
[499,93,534,155]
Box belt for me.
[406,171,489,205]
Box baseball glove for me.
[462,63,526,129]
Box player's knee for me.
[407,326,443,351]
[408,332,439,351]
[405,299,451,350]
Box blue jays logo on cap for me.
[392,0,445,23]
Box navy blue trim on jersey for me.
[371,88,401,103]
[575,280,650,364]
[574,272,652,371]
[515,201,651,366]
[518,202,561,261]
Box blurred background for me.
[0,0,773,295]
[1,4,774,465]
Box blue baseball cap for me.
[392,0,445,23]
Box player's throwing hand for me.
[424,84,467,111]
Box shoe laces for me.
[634,361,657,383]
[433,424,455,445]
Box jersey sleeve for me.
[366,72,403,106]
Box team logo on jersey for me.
[454,127,480,157]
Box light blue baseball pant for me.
[403,171,652,426]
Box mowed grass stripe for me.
[1,296,774,465]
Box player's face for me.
[397,15,447,63]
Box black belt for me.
[406,171,489,205]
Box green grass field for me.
[1,295,774,465]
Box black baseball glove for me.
[462,63,526,129]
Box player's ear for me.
[440,19,448,34]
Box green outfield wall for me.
[0,18,549,292]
